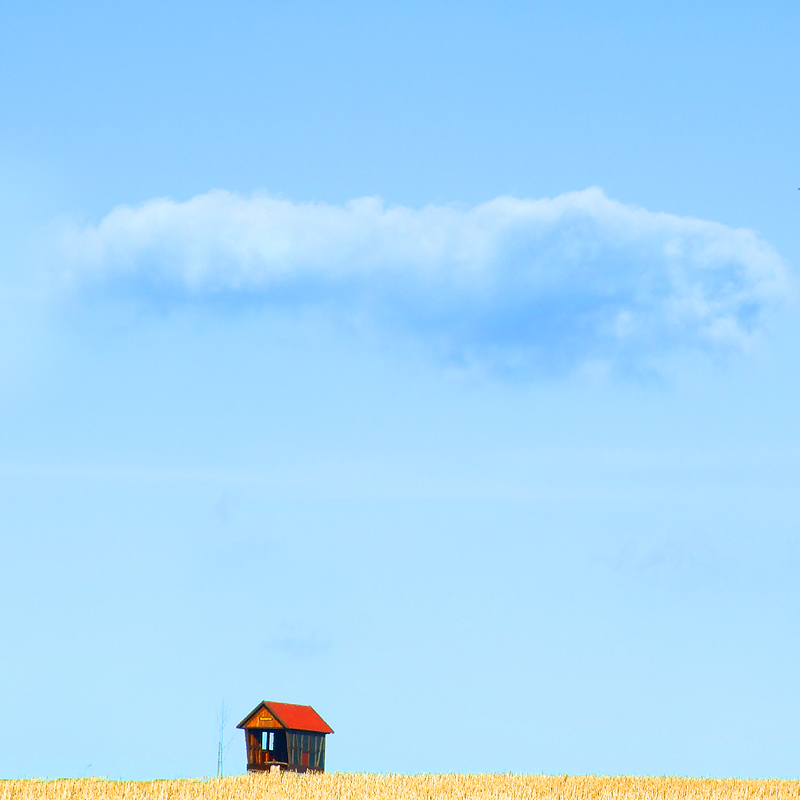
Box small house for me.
[237,700,333,773]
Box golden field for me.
[2,774,800,800]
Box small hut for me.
[237,700,333,773]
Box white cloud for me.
[60,187,791,376]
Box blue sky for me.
[2,0,800,781]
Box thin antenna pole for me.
[216,700,230,778]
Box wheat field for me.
[2,774,799,800]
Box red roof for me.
[268,701,333,733]
[237,701,333,734]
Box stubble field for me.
[2,774,800,800]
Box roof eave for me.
[235,701,271,730]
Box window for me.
[261,731,275,751]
